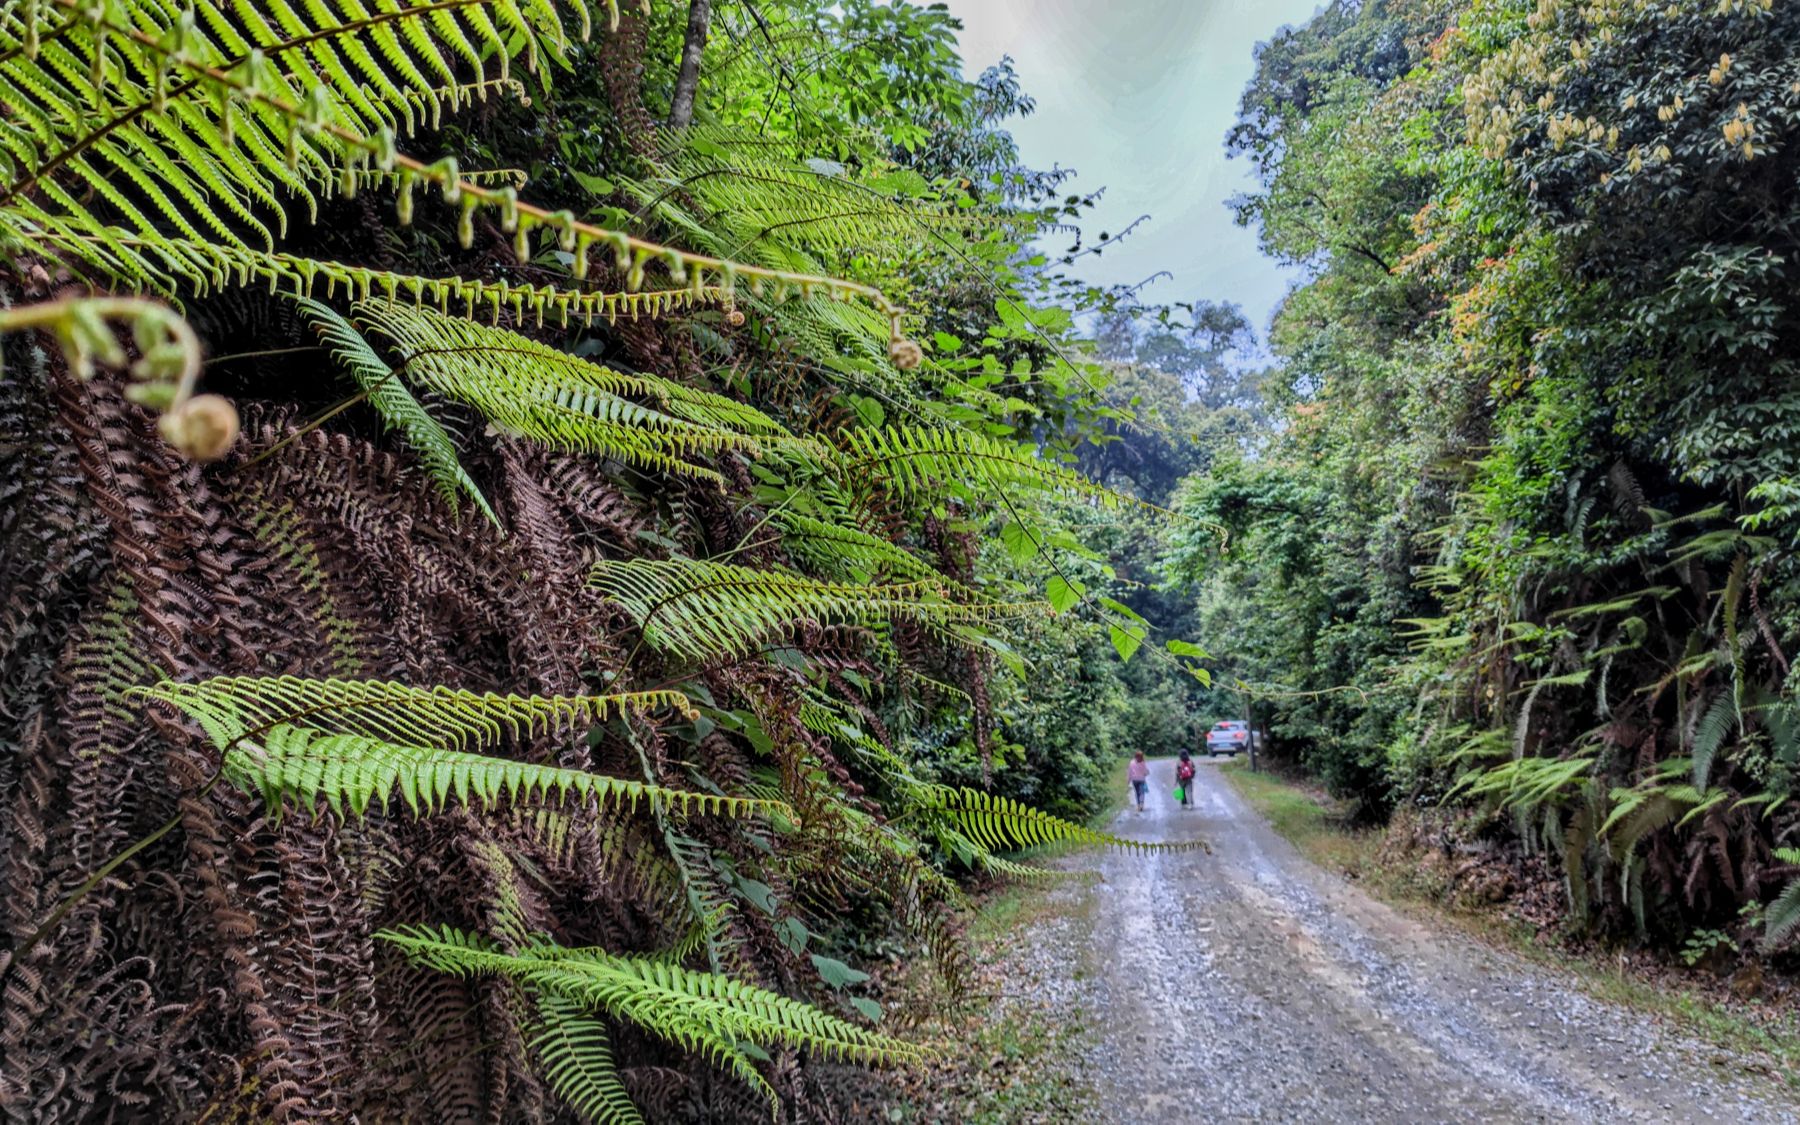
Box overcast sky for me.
[938,0,1324,337]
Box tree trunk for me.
[667,0,711,131]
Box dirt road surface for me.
[1019,757,1798,1124]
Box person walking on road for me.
[1127,750,1149,812]
[1176,750,1196,809]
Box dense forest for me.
[4,0,1799,1119]
[1171,0,1800,955]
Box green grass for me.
[967,883,1036,945]
[1219,760,1800,1083]
[1089,772,1136,832]
[1218,760,1382,878]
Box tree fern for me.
[380,924,927,1111]
[297,298,498,526]
[3,0,916,400]
[2,0,1188,1115]
[137,675,692,750]
[0,0,575,269]
[218,724,785,820]
[351,298,776,479]
[137,675,781,819]
[530,994,645,1125]
[772,510,955,586]
[912,785,1204,855]
[835,425,1149,510]
[1689,691,1736,793]
[591,557,1044,662]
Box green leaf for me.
[1165,639,1211,660]
[1098,596,1147,626]
[571,171,616,196]
[849,997,884,1022]
[778,917,810,954]
[1000,521,1040,563]
[1045,575,1084,614]
[735,877,778,915]
[848,394,886,428]
[1109,623,1144,663]
[809,954,870,990]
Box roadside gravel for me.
[1017,757,1800,1124]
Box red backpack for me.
[1177,759,1195,782]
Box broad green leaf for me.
[1000,520,1040,563]
[1046,575,1083,614]
[1109,623,1144,663]
[1098,596,1147,626]
[849,997,884,1022]
[809,954,870,990]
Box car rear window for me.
[1212,722,1244,731]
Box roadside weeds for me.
[866,881,1104,1123]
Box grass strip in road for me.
[1218,760,1800,1086]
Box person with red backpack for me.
[1176,750,1196,809]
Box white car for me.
[1205,720,1254,757]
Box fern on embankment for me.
[139,676,776,820]
[382,924,928,1113]
[0,0,1193,1117]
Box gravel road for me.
[1026,757,1798,1124]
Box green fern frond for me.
[529,994,645,1125]
[913,786,1204,854]
[639,133,997,260]
[354,297,784,433]
[623,127,1008,375]
[218,724,780,821]
[1766,879,1800,946]
[659,828,743,976]
[361,297,781,429]
[297,298,499,526]
[381,925,928,1111]
[4,0,913,350]
[353,299,769,479]
[1689,691,1736,793]
[52,233,729,327]
[0,0,575,260]
[140,679,778,819]
[772,511,952,585]
[974,853,1078,880]
[590,558,1044,662]
[1599,787,1681,854]
[834,426,1148,511]
[1449,755,1595,812]
[137,675,690,752]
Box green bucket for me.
[1173,786,1185,803]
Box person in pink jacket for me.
[1127,750,1150,812]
